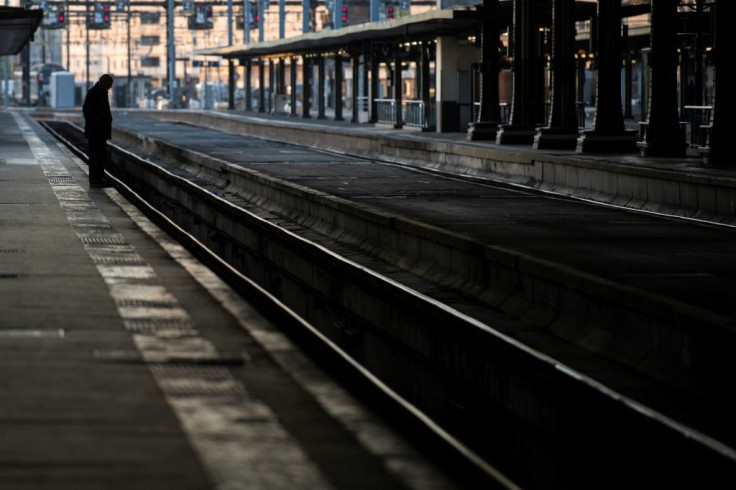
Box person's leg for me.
[87,138,106,184]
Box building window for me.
[140,12,160,24]
[140,35,161,46]
[141,57,160,67]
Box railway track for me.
[40,118,736,489]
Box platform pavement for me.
[0,109,463,489]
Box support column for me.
[435,37,477,132]
[334,51,344,121]
[576,0,637,153]
[496,0,537,145]
[393,52,403,128]
[228,59,235,110]
[638,0,686,157]
[419,43,434,130]
[351,53,360,123]
[302,56,311,118]
[679,48,689,115]
[702,0,735,166]
[245,59,252,111]
[268,59,275,113]
[623,24,633,119]
[534,0,578,149]
[420,42,430,101]
[318,54,326,119]
[278,57,286,100]
[467,0,501,140]
[369,54,379,123]
[693,2,705,107]
[363,54,370,114]
[576,54,586,126]
[258,59,265,113]
[290,57,298,117]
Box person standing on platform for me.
[82,74,114,188]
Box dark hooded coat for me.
[82,82,112,140]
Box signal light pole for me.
[228,0,234,108]
[86,2,90,89]
[167,0,175,108]
[334,0,342,28]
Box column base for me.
[467,121,500,141]
[496,124,536,145]
[637,123,687,157]
[576,129,638,153]
[699,146,730,167]
[533,127,580,150]
[637,140,688,158]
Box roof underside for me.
[201,9,481,59]
[0,7,43,56]
[194,1,651,60]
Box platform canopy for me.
[191,1,650,61]
[0,6,43,56]
[193,8,482,59]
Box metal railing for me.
[375,99,397,125]
[471,102,511,124]
[683,105,712,148]
[403,99,436,129]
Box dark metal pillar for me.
[22,44,30,107]
[694,0,706,106]
[393,52,403,128]
[638,0,686,157]
[302,56,311,118]
[245,59,252,111]
[351,53,360,123]
[679,48,689,116]
[278,57,286,100]
[228,59,235,109]
[576,0,637,153]
[369,54,379,123]
[268,59,275,113]
[290,57,298,117]
[534,0,578,149]
[467,0,501,140]
[318,54,326,119]
[334,51,344,121]
[496,0,536,144]
[623,24,633,119]
[576,55,587,126]
[420,42,430,101]
[258,59,265,112]
[702,0,735,165]
[363,51,370,116]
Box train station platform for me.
[0,109,462,489]
[5,106,736,488]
